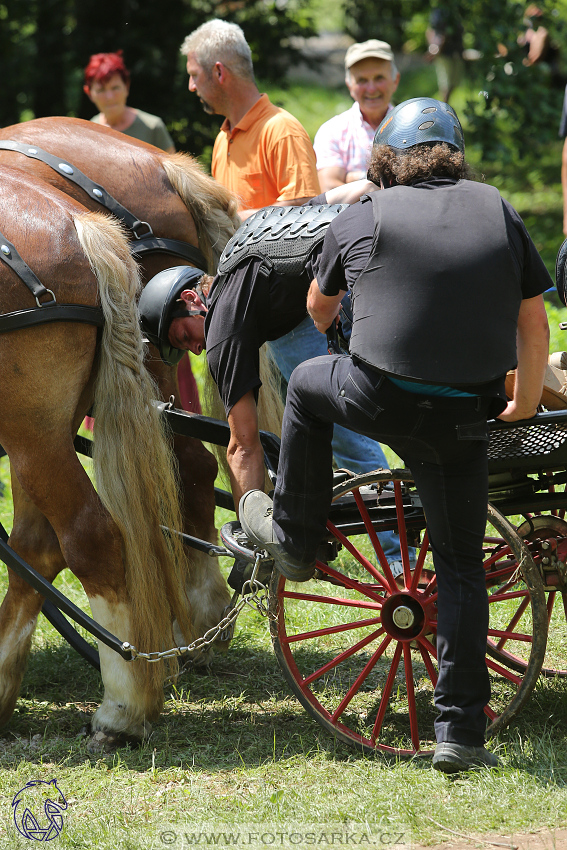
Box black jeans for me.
[272,354,492,746]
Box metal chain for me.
[125,552,271,663]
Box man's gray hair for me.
[180,19,255,81]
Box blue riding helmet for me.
[374,97,465,153]
[138,265,207,366]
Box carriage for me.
[2,374,567,758]
[0,118,565,758]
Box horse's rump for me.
[0,166,192,693]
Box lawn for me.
[1,69,567,850]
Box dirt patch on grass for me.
[413,826,567,850]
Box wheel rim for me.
[486,514,567,678]
[269,472,547,756]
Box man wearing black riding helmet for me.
[239,97,551,773]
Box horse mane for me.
[203,347,284,490]
[74,211,192,697]
[161,153,240,272]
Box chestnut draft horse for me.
[0,118,241,682]
[0,165,195,749]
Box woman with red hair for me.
[84,51,175,152]
[83,51,204,414]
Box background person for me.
[313,40,400,192]
[180,19,320,221]
[425,7,465,104]
[179,20,406,571]
[84,51,203,415]
[238,98,551,773]
[139,179,411,577]
[84,51,175,152]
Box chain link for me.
[126,552,272,663]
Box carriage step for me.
[221,521,274,592]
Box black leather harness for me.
[0,230,104,331]
[0,139,208,333]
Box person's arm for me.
[238,196,313,221]
[318,166,347,191]
[561,138,567,236]
[498,294,549,421]
[307,277,347,334]
[324,178,377,205]
[227,391,265,511]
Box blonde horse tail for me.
[202,345,284,490]
[161,154,240,272]
[74,211,191,693]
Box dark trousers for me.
[272,354,492,745]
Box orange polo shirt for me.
[211,94,320,213]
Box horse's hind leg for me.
[0,479,67,726]
[8,438,156,745]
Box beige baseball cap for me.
[345,39,394,70]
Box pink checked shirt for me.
[313,102,393,174]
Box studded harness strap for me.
[0,138,208,333]
[0,140,208,267]
[0,231,104,333]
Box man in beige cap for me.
[313,39,400,190]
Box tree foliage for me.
[0,0,316,157]
[342,0,567,161]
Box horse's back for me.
[0,164,101,313]
[0,118,198,245]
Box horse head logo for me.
[12,779,67,841]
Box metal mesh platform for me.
[488,417,567,472]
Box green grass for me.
[2,68,567,847]
[2,416,567,847]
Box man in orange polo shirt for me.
[180,19,320,220]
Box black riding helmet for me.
[138,265,207,366]
[373,96,465,154]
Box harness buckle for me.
[131,220,154,240]
[35,289,57,308]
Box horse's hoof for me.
[86,729,142,754]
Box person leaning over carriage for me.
[138,177,380,501]
[236,98,551,773]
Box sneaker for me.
[239,490,315,582]
[432,742,499,774]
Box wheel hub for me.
[392,605,415,629]
[382,593,428,640]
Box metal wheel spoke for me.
[393,480,413,589]
[326,520,390,593]
[303,627,385,686]
[331,635,392,721]
[402,643,420,750]
[352,488,395,590]
[280,588,382,611]
[283,616,382,644]
[410,530,432,593]
[371,642,403,743]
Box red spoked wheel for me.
[485,514,567,678]
[269,470,547,756]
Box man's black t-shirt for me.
[205,195,327,414]
[318,179,551,300]
[316,178,552,407]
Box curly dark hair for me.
[368,142,476,186]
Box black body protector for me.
[350,180,522,386]
[209,203,349,307]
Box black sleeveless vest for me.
[350,181,521,386]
